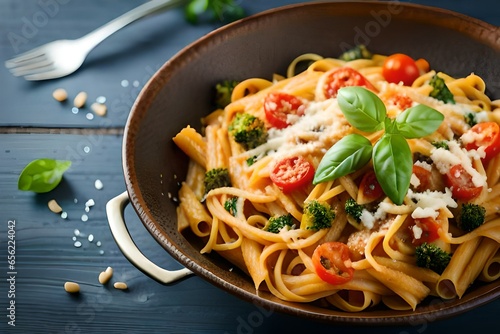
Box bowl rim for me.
[122,1,500,325]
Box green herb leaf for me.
[185,0,245,24]
[185,0,208,23]
[429,74,455,104]
[313,134,372,184]
[465,112,477,127]
[372,134,412,205]
[18,159,71,193]
[224,196,238,216]
[337,87,386,132]
[395,104,444,139]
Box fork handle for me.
[78,0,188,52]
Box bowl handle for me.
[106,191,193,284]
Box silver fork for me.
[5,0,187,81]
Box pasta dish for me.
[172,46,500,312]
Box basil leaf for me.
[185,0,209,23]
[337,87,386,132]
[313,134,372,184]
[372,134,412,205]
[185,0,245,24]
[18,159,71,193]
[395,104,444,139]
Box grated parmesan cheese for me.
[360,209,376,229]
[410,173,421,188]
[412,225,423,240]
[430,140,487,188]
[414,160,432,171]
[264,99,350,160]
[408,188,457,219]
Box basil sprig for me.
[185,0,245,24]
[314,87,444,205]
[18,158,71,193]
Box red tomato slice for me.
[270,156,315,193]
[444,164,482,201]
[410,217,440,246]
[464,122,500,164]
[382,53,420,86]
[411,165,431,192]
[387,93,413,110]
[312,242,354,285]
[263,92,305,129]
[357,170,384,204]
[322,67,376,99]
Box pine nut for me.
[52,88,68,102]
[64,282,80,293]
[113,282,128,290]
[98,266,113,284]
[91,102,107,117]
[73,91,87,108]
[48,199,63,213]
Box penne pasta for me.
[172,48,500,312]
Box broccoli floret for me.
[301,200,336,231]
[415,242,451,274]
[458,203,486,232]
[345,198,363,222]
[204,168,231,194]
[432,141,449,150]
[264,214,295,233]
[228,113,268,150]
[429,74,455,104]
[465,112,477,127]
[215,80,239,109]
[224,196,238,216]
[339,45,373,61]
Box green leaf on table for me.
[313,134,373,184]
[372,133,412,205]
[18,159,71,193]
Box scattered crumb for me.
[73,91,87,108]
[48,199,63,213]
[113,282,128,290]
[91,102,107,117]
[94,179,103,190]
[64,282,80,293]
[52,88,68,102]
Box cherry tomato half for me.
[270,156,315,193]
[312,242,354,285]
[357,170,384,204]
[410,217,440,246]
[382,53,420,86]
[388,93,413,110]
[464,122,500,164]
[411,165,432,192]
[322,67,376,99]
[444,164,483,201]
[264,92,305,129]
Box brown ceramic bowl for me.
[116,1,500,325]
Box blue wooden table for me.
[1,1,499,333]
